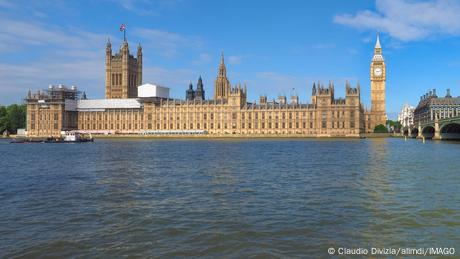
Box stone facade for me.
[25,85,78,137]
[414,89,460,126]
[398,104,415,128]
[368,34,387,132]
[25,36,386,138]
[105,39,142,99]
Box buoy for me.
[423,137,425,144]
[405,136,407,141]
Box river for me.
[0,138,459,257]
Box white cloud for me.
[192,53,212,65]
[228,56,243,65]
[134,28,203,58]
[116,0,183,16]
[0,14,204,104]
[334,0,460,41]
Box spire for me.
[312,82,316,95]
[197,76,203,90]
[375,33,381,49]
[218,52,227,77]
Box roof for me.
[138,83,168,89]
[77,99,142,111]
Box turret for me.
[186,82,195,101]
[137,43,143,87]
[195,76,205,101]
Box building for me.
[414,89,460,126]
[25,84,79,137]
[398,104,415,128]
[25,35,386,138]
[105,39,142,99]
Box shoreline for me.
[3,133,401,140]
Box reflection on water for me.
[0,138,459,257]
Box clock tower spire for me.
[369,33,387,131]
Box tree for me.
[374,124,388,133]
[0,104,26,134]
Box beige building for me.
[25,36,386,138]
[105,39,142,99]
[368,34,387,131]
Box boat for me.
[63,131,94,142]
[10,131,93,143]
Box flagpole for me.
[124,28,126,42]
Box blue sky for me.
[1,0,460,119]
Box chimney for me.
[259,95,267,104]
[291,95,298,105]
[278,95,286,105]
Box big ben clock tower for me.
[370,34,387,130]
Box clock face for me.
[374,67,382,76]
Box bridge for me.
[403,116,460,140]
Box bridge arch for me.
[403,128,409,136]
[440,122,460,140]
[421,125,435,139]
[410,127,418,138]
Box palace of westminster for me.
[25,35,387,137]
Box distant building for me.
[414,89,460,126]
[398,104,415,128]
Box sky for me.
[1,0,460,119]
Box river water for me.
[0,138,459,258]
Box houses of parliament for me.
[25,35,387,137]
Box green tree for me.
[0,105,7,133]
[374,124,388,133]
[0,104,26,134]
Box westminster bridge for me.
[404,116,460,140]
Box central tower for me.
[214,53,231,101]
[105,39,142,99]
[370,34,386,130]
